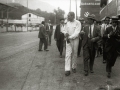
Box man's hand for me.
[109,31,114,37]
[91,38,96,42]
[65,33,69,38]
[80,31,85,35]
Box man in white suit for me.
[62,12,81,76]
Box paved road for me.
[0,31,120,90]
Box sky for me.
[39,0,81,17]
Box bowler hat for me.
[87,14,96,20]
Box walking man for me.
[62,12,81,76]
[54,18,65,58]
[48,20,53,46]
[103,16,120,78]
[80,14,100,76]
[38,21,49,51]
[101,17,111,63]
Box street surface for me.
[0,31,120,90]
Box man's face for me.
[105,18,110,24]
[87,18,94,25]
[112,21,117,27]
[67,13,74,21]
[60,20,64,24]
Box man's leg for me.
[77,39,82,57]
[89,45,96,73]
[59,37,64,57]
[39,38,43,51]
[43,38,49,51]
[65,41,72,76]
[83,47,90,74]
[103,41,106,63]
[49,34,52,45]
[56,40,60,52]
[71,38,79,70]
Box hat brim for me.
[87,17,96,20]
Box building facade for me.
[100,0,120,19]
[80,0,101,20]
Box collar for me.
[42,24,44,26]
[112,25,117,29]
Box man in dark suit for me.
[78,18,85,57]
[103,16,120,78]
[80,14,100,76]
[48,20,53,46]
[101,17,111,63]
[54,18,65,58]
[38,21,49,51]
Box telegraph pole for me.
[76,0,77,19]
[70,0,71,11]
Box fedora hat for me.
[79,18,84,21]
[87,14,96,20]
[111,16,118,21]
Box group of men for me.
[39,11,120,78]
[38,20,53,51]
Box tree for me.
[54,7,65,24]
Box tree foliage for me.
[0,3,65,24]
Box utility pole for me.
[76,0,77,20]
[70,0,71,11]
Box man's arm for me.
[54,25,58,40]
[41,26,46,38]
[69,21,81,39]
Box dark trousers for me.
[49,34,52,45]
[106,50,118,72]
[39,38,47,50]
[103,40,107,61]
[83,43,96,71]
[78,39,82,56]
[56,36,64,56]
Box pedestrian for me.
[77,18,84,57]
[101,16,111,63]
[80,14,101,76]
[54,18,65,58]
[95,21,102,57]
[103,16,120,78]
[38,21,49,51]
[62,12,81,76]
[48,20,53,46]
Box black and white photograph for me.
[0,0,120,90]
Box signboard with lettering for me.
[80,0,100,20]
[80,0,100,8]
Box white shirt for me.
[60,24,64,32]
[62,20,81,39]
[89,24,94,37]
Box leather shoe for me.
[65,71,70,76]
[84,71,88,76]
[107,72,111,78]
[44,49,49,51]
[38,50,43,51]
[60,55,62,58]
[90,70,94,73]
[103,60,106,63]
[72,68,76,73]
